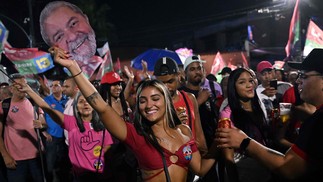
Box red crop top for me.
[123,122,198,171]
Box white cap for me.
[184,55,206,70]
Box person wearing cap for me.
[153,57,208,153]
[256,61,292,123]
[100,71,132,121]
[154,57,209,181]
[180,55,221,182]
[218,67,232,77]
[99,71,138,181]
[0,73,45,181]
[216,48,323,181]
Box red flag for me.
[3,45,54,75]
[273,60,285,70]
[285,0,300,58]
[114,57,121,74]
[95,42,114,80]
[210,52,225,75]
[303,20,323,56]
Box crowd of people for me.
[0,1,323,182]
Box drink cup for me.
[279,103,292,123]
[218,118,231,128]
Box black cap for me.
[0,82,9,87]
[153,57,179,76]
[288,48,323,74]
[218,67,232,75]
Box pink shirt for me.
[219,106,234,126]
[0,99,39,160]
[63,115,113,175]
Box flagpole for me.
[27,0,35,47]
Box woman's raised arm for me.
[50,46,127,141]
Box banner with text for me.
[4,46,54,75]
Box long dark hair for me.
[134,80,181,181]
[227,68,267,134]
[73,92,105,132]
[99,82,130,121]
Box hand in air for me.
[124,65,134,80]
[141,60,148,73]
[48,46,74,68]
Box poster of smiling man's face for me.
[40,1,102,78]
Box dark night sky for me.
[1,0,322,48]
[1,0,323,75]
[0,0,279,48]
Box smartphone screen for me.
[270,79,278,89]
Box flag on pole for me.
[210,51,225,75]
[303,20,323,56]
[285,0,300,58]
[3,45,54,75]
[114,57,121,74]
[96,42,114,80]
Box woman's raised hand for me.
[124,65,134,80]
[48,46,74,68]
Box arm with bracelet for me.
[49,46,128,142]
[216,127,306,180]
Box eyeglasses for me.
[297,73,322,80]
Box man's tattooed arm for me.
[86,92,101,106]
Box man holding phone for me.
[255,61,292,152]
[256,61,292,122]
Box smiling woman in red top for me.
[49,46,218,182]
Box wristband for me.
[72,70,83,78]
[240,137,251,152]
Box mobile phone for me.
[270,79,278,89]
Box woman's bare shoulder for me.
[177,124,193,139]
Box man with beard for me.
[40,1,100,78]
[179,55,220,182]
